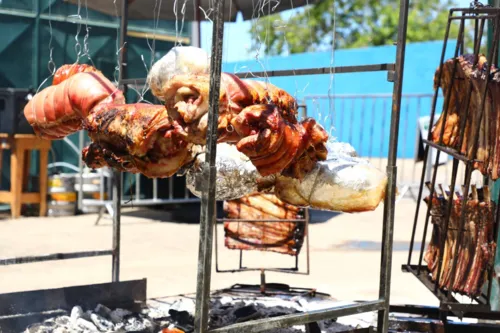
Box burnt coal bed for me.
[23,298,357,333]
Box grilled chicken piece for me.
[83,103,196,178]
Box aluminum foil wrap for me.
[186,140,387,213]
[148,46,210,100]
[185,143,274,201]
[274,140,388,213]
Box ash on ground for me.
[24,297,362,333]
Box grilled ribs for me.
[423,184,496,297]
[223,193,305,256]
[431,54,500,178]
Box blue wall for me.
[222,41,458,158]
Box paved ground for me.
[0,197,439,308]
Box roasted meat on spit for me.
[82,104,197,178]
[25,63,327,179]
[23,47,387,213]
[149,70,328,178]
[223,193,305,256]
[423,184,497,297]
[24,64,124,140]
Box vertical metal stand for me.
[192,0,201,48]
[78,131,85,212]
[111,0,129,283]
[111,170,121,282]
[193,1,225,332]
[192,0,410,332]
[377,0,410,331]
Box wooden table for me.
[0,134,51,218]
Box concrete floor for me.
[0,198,438,308]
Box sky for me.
[200,0,473,63]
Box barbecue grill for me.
[403,1,500,325]
[1,0,412,332]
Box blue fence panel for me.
[304,94,445,159]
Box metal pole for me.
[112,0,129,283]
[111,170,121,282]
[193,1,225,332]
[192,0,201,47]
[488,0,500,311]
[377,0,409,332]
[78,131,84,212]
[32,0,41,89]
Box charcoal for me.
[94,304,113,320]
[53,327,69,333]
[25,323,51,333]
[90,313,115,331]
[168,308,193,330]
[114,322,126,333]
[169,299,195,314]
[70,306,85,325]
[318,320,358,333]
[55,316,71,327]
[76,317,99,332]
[168,300,195,330]
[124,317,150,333]
[43,319,57,328]
[209,300,300,329]
[144,307,170,320]
[110,308,133,324]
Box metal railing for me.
[302,93,483,200]
[73,132,199,224]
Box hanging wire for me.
[326,1,336,137]
[113,0,124,86]
[67,0,83,64]
[82,0,96,67]
[47,0,56,76]
[127,0,164,104]
[32,0,58,126]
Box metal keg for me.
[75,172,109,214]
[47,174,77,217]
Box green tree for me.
[250,0,479,55]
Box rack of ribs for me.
[431,54,500,178]
[423,184,496,297]
[223,193,306,256]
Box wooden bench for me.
[0,134,51,218]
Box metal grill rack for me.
[214,207,310,278]
[403,4,500,321]
[214,104,311,280]
[184,0,410,332]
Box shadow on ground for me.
[122,204,341,225]
[0,203,342,225]
[330,240,423,252]
[121,203,219,224]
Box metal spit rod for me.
[193,0,226,332]
[112,0,129,283]
[121,63,396,86]
[376,0,410,331]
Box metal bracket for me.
[195,162,210,192]
[387,70,396,82]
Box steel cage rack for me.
[185,0,411,332]
[403,3,500,322]
[214,207,311,278]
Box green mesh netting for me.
[0,0,191,198]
